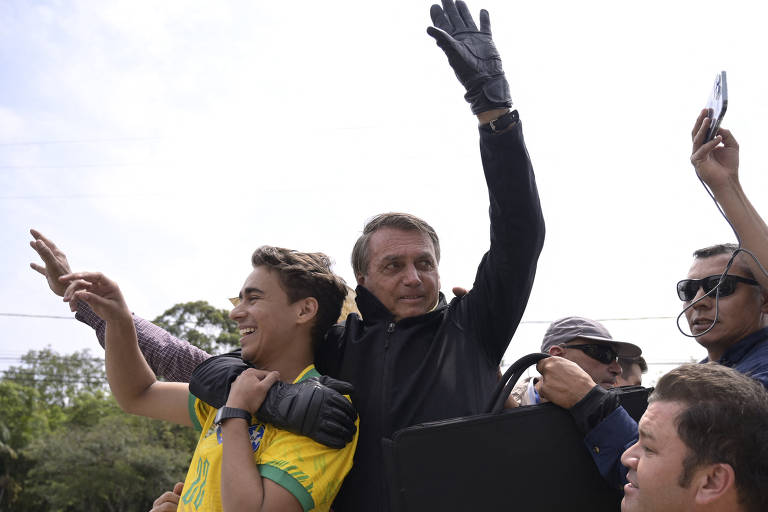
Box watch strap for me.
[214,406,252,425]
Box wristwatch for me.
[214,406,252,425]
[489,109,519,133]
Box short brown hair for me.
[351,212,440,278]
[649,363,768,512]
[251,246,348,345]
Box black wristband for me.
[488,109,519,133]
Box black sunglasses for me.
[561,343,618,365]
[676,274,759,302]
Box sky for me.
[3,0,768,386]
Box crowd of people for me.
[28,0,768,511]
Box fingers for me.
[479,8,491,33]
[691,108,708,141]
[456,1,477,30]
[150,487,183,511]
[30,238,59,268]
[429,4,452,32]
[717,127,738,149]
[318,376,354,396]
[690,134,722,168]
[62,278,93,303]
[452,286,469,297]
[441,0,464,31]
[29,229,61,254]
[30,262,46,276]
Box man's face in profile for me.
[357,227,440,322]
[620,400,696,511]
[683,254,766,356]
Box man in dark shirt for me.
[30,2,544,510]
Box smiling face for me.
[229,266,303,367]
[621,401,696,512]
[356,227,440,321]
[683,253,768,361]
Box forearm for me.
[221,419,265,511]
[468,116,545,360]
[710,178,768,287]
[77,301,211,381]
[104,313,159,414]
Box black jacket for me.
[190,115,544,511]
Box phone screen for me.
[704,71,728,143]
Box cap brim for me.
[577,335,642,358]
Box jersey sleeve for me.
[257,422,358,511]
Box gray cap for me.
[540,316,642,358]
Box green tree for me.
[153,300,239,354]
[18,412,197,512]
[2,348,106,407]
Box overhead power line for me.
[0,136,163,147]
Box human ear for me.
[694,463,735,505]
[356,274,366,286]
[295,297,318,325]
[549,346,565,357]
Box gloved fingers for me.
[318,375,355,396]
[429,4,453,32]
[326,393,357,423]
[456,1,478,31]
[441,0,466,32]
[318,419,357,447]
[479,9,491,34]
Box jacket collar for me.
[717,326,768,365]
[354,285,448,325]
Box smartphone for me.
[704,71,728,143]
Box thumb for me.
[426,26,455,49]
[173,482,184,495]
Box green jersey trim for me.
[188,393,202,433]
[259,463,315,511]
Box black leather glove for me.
[256,376,357,449]
[427,0,512,114]
[190,353,357,449]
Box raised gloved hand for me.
[256,376,357,449]
[427,0,512,114]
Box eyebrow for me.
[381,252,434,262]
[638,427,655,441]
[238,286,264,300]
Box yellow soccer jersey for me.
[178,365,358,512]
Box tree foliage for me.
[2,348,106,407]
[0,342,198,511]
[152,300,239,354]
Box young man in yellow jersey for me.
[61,246,358,512]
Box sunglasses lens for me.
[575,345,616,364]
[715,277,737,297]
[678,280,698,301]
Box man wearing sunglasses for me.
[678,243,768,386]
[510,316,641,406]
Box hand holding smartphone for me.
[704,71,728,143]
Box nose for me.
[230,303,244,321]
[690,284,713,309]
[607,359,621,376]
[620,441,640,470]
[402,264,422,287]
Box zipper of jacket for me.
[381,320,396,507]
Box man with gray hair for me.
[510,316,641,406]
[30,2,545,510]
